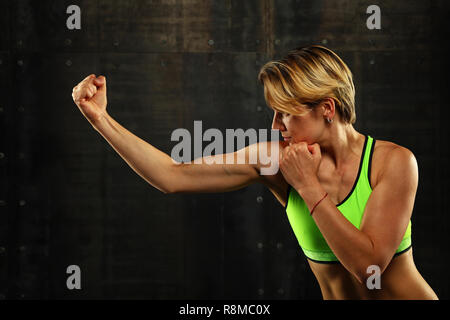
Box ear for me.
[321,98,336,119]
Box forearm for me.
[299,183,377,282]
[92,112,176,193]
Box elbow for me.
[160,185,176,194]
[159,163,181,194]
[150,181,176,194]
[162,162,184,194]
[143,180,176,194]
[160,182,184,194]
[354,267,374,286]
[353,260,387,287]
[352,238,388,285]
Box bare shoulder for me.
[251,141,289,206]
[371,139,418,188]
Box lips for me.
[282,137,291,142]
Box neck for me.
[318,123,363,170]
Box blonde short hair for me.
[258,45,356,124]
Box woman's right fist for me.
[72,74,108,126]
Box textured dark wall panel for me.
[0,0,449,300]
[98,0,264,53]
[9,0,99,52]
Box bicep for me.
[170,141,279,193]
[359,147,418,266]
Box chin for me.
[290,137,306,144]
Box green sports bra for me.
[285,134,412,263]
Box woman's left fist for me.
[279,142,322,192]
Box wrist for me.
[297,181,327,211]
[295,178,322,197]
[91,111,110,132]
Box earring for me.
[327,118,333,123]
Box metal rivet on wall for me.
[256,195,263,203]
[19,200,26,207]
[257,242,263,249]
[208,39,214,46]
[66,60,72,67]
[17,60,24,67]
[321,39,328,45]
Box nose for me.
[271,110,285,131]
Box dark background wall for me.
[0,0,448,299]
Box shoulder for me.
[371,139,418,188]
[249,141,289,200]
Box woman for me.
[71,45,438,300]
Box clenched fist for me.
[72,74,108,127]
[279,142,322,193]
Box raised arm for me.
[72,74,277,194]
